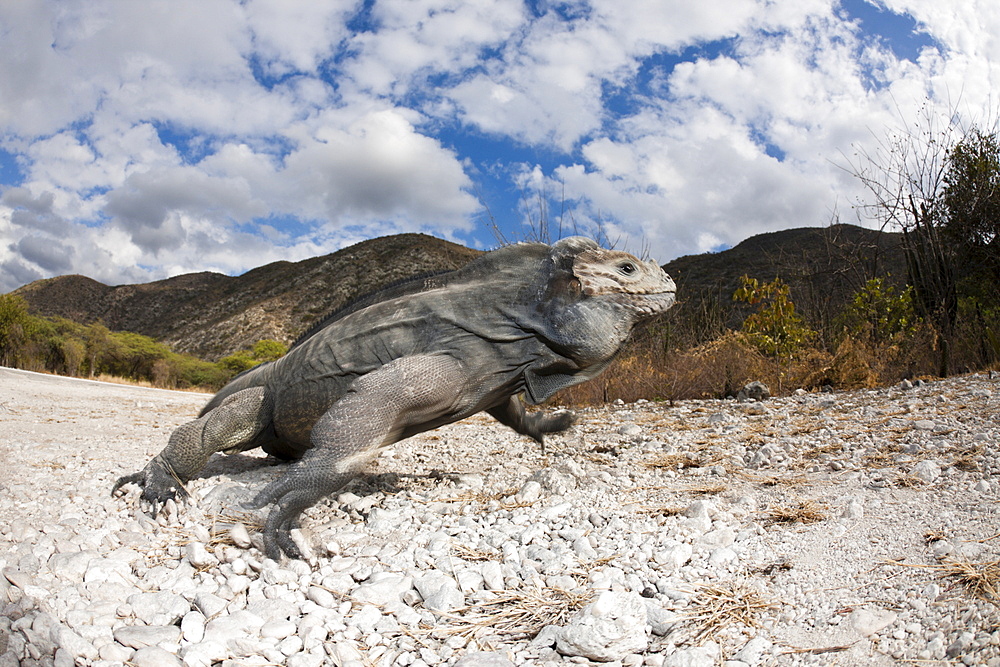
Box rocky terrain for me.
[1,367,998,667]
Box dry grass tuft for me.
[923,530,948,545]
[452,543,499,562]
[639,504,685,518]
[763,500,827,525]
[434,487,534,510]
[932,558,1000,606]
[753,559,793,576]
[438,587,594,640]
[685,483,727,496]
[211,509,264,530]
[643,442,726,471]
[680,580,775,643]
[736,471,809,487]
[887,555,1000,607]
[893,473,926,488]
[202,510,264,549]
[643,452,704,470]
[30,460,66,470]
[947,445,983,472]
[583,555,619,570]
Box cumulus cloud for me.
[280,109,479,225]
[344,0,525,97]
[244,0,356,77]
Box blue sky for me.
[0,0,997,292]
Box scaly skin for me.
[113,237,676,560]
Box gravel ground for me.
[1,366,998,667]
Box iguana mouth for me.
[620,289,676,316]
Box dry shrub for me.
[888,323,948,380]
[802,336,878,390]
[555,330,684,404]
[682,332,774,398]
[559,331,816,404]
[554,319,959,407]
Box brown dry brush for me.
[556,320,962,406]
[892,557,1000,608]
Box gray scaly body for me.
[113,237,676,559]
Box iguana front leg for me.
[244,355,465,560]
[112,387,273,511]
[487,395,574,448]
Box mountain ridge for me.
[12,225,907,359]
[13,233,481,360]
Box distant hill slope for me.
[661,223,907,331]
[13,234,481,360]
[12,225,908,360]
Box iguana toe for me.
[111,471,144,497]
[247,481,316,560]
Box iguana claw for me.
[111,457,188,515]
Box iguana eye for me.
[618,262,637,276]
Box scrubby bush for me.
[733,276,815,359]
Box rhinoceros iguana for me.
[113,237,676,560]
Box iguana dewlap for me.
[113,237,676,560]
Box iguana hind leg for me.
[112,386,274,512]
[245,355,464,560]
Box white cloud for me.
[2,0,999,294]
[510,5,941,262]
[343,0,525,97]
[280,109,479,226]
[243,0,356,77]
[446,0,793,151]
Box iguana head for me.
[567,243,676,317]
[520,237,676,403]
[545,236,676,325]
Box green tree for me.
[846,109,1000,376]
[0,294,37,367]
[942,129,1000,296]
[59,337,87,376]
[102,331,170,380]
[84,322,111,378]
[941,128,1000,370]
[218,350,257,376]
[218,339,288,377]
[733,276,815,358]
[173,354,229,389]
[251,339,287,362]
[835,277,917,348]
